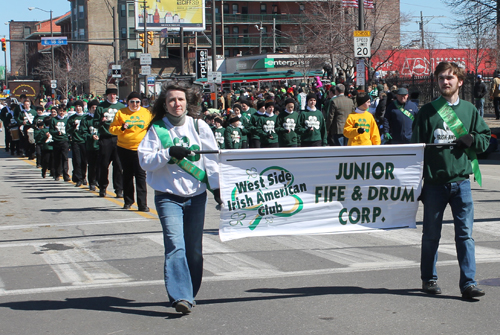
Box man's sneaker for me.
[422,281,442,295]
[89,185,96,191]
[462,285,485,299]
[174,300,192,315]
[139,206,150,212]
[115,191,123,198]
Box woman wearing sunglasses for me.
[110,91,152,211]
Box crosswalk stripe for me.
[37,241,131,285]
[144,235,279,278]
[268,234,414,267]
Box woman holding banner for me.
[138,82,222,315]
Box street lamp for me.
[28,7,54,89]
[255,22,263,54]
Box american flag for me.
[342,0,375,9]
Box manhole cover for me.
[40,243,74,251]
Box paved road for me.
[0,134,500,335]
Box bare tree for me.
[443,0,499,63]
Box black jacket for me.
[473,81,487,99]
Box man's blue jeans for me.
[420,179,477,292]
[475,98,484,118]
[155,191,207,307]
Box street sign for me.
[356,59,365,87]
[41,37,68,46]
[207,71,222,84]
[160,28,169,38]
[141,66,151,76]
[111,65,122,78]
[50,80,57,89]
[140,53,152,65]
[147,76,155,85]
[353,30,371,58]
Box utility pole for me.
[272,18,276,53]
[143,0,148,54]
[112,6,120,97]
[180,27,184,75]
[211,0,217,110]
[420,11,425,49]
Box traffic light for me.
[147,31,154,46]
[139,33,145,48]
[1,38,6,52]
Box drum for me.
[28,128,35,144]
[10,127,21,141]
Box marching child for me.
[34,116,54,178]
[224,114,244,149]
[213,117,226,149]
[343,93,381,146]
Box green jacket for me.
[49,117,69,142]
[214,126,226,149]
[256,113,279,146]
[80,114,100,151]
[224,125,243,149]
[34,126,53,151]
[67,113,86,143]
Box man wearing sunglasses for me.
[110,92,152,211]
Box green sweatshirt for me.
[67,113,86,143]
[93,100,126,138]
[34,126,53,151]
[224,125,243,149]
[80,114,100,151]
[297,108,327,145]
[240,112,251,143]
[256,113,279,146]
[248,112,266,141]
[411,98,490,185]
[214,126,226,149]
[276,110,299,147]
[49,116,69,142]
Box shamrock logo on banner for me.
[263,120,275,133]
[283,118,296,131]
[229,212,246,226]
[231,166,304,231]
[305,116,320,129]
[168,136,201,164]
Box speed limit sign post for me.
[354,30,371,58]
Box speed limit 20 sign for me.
[354,30,371,58]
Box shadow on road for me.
[0,296,185,319]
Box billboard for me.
[371,49,497,77]
[135,0,205,32]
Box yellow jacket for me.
[109,106,152,150]
[343,110,381,146]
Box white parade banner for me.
[219,145,424,241]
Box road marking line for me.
[37,241,131,285]
[2,257,500,297]
[0,218,152,231]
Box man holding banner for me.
[411,62,490,300]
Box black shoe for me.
[36,165,41,168]
[54,176,60,181]
[99,191,106,197]
[462,285,485,299]
[422,281,442,295]
[75,181,83,187]
[42,171,46,178]
[89,185,96,191]
[139,206,150,212]
[123,204,132,210]
[174,300,192,315]
[115,191,123,198]
[64,177,71,182]
[82,180,88,186]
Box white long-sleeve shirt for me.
[138,116,220,196]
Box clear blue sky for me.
[0,0,455,69]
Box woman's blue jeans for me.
[420,179,477,292]
[155,191,207,306]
